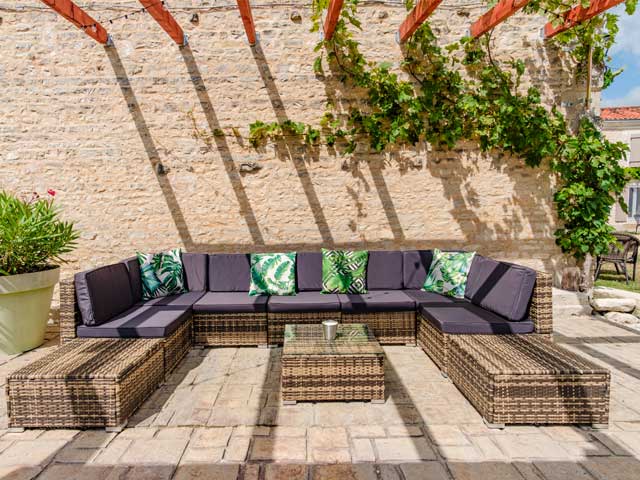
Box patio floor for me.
[1,289,640,479]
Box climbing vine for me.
[247,0,636,265]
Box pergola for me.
[41,0,626,46]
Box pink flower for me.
[47,189,56,197]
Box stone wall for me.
[1,0,583,283]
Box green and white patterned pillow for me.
[321,249,368,294]
[137,248,187,300]
[422,249,475,298]
[249,252,297,296]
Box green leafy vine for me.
[248,0,636,265]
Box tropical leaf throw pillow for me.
[422,249,475,298]
[249,252,297,296]
[321,249,368,294]
[137,248,187,300]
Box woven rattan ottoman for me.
[281,323,385,404]
[447,334,610,428]
[7,338,164,431]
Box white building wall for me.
[603,119,640,230]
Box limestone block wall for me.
[0,0,583,282]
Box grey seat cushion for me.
[419,303,535,335]
[75,263,135,326]
[297,252,323,291]
[138,291,205,307]
[367,251,403,290]
[77,306,190,338]
[182,253,208,291]
[267,292,341,313]
[193,292,268,313]
[339,290,416,313]
[403,290,463,305]
[464,255,537,322]
[208,254,251,292]
[402,250,434,289]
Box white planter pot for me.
[0,267,60,355]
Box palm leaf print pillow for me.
[422,249,475,298]
[321,249,368,294]
[137,248,187,300]
[249,252,297,296]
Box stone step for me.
[552,288,592,316]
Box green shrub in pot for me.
[0,191,79,354]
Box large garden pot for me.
[0,267,60,355]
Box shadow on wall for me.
[105,41,559,271]
[105,46,196,250]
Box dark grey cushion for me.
[75,264,135,327]
[138,291,205,307]
[339,290,416,313]
[182,253,208,291]
[402,250,433,289]
[122,257,143,303]
[208,254,251,292]
[367,251,403,290]
[403,290,463,305]
[420,303,535,335]
[193,292,268,313]
[77,305,190,338]
[297,252,323,292]
[267,292,341,313]
[465,255,537,322]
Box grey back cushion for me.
[122,257,143,303]
[182,253,208,291]
[209,253,251,292]
[402,250,434,289]
[367,251,403,290]
[464,254,537,322]
[75,263,134,326]
[297,252,323,291]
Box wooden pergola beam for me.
[323,0,345,40]
[236,0,257,46]
[138,0,186,45]
[397,0,443,43]
[544,0,625,38]
[470,0,530,38]
[39,0,109,44]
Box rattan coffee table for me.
[281,323,385,404]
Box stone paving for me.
[1,290,640,478]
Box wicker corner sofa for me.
[29,248,607,430]
[58,251,552,352]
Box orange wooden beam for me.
[323,0,345,40]
[236,0,257,45]
[138,0,186,45]
[544,0,625,38]
[398,0,444,43]
[39,0,109,44]
[470,0,530,38]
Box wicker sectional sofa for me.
[36,249,609,429]
[60,250,550,349]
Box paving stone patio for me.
[1,289,640,479]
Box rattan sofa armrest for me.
[59,278,80,344]
[530,270,553,335]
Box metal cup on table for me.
[322,320,338,341]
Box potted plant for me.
[0,190,79,354]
